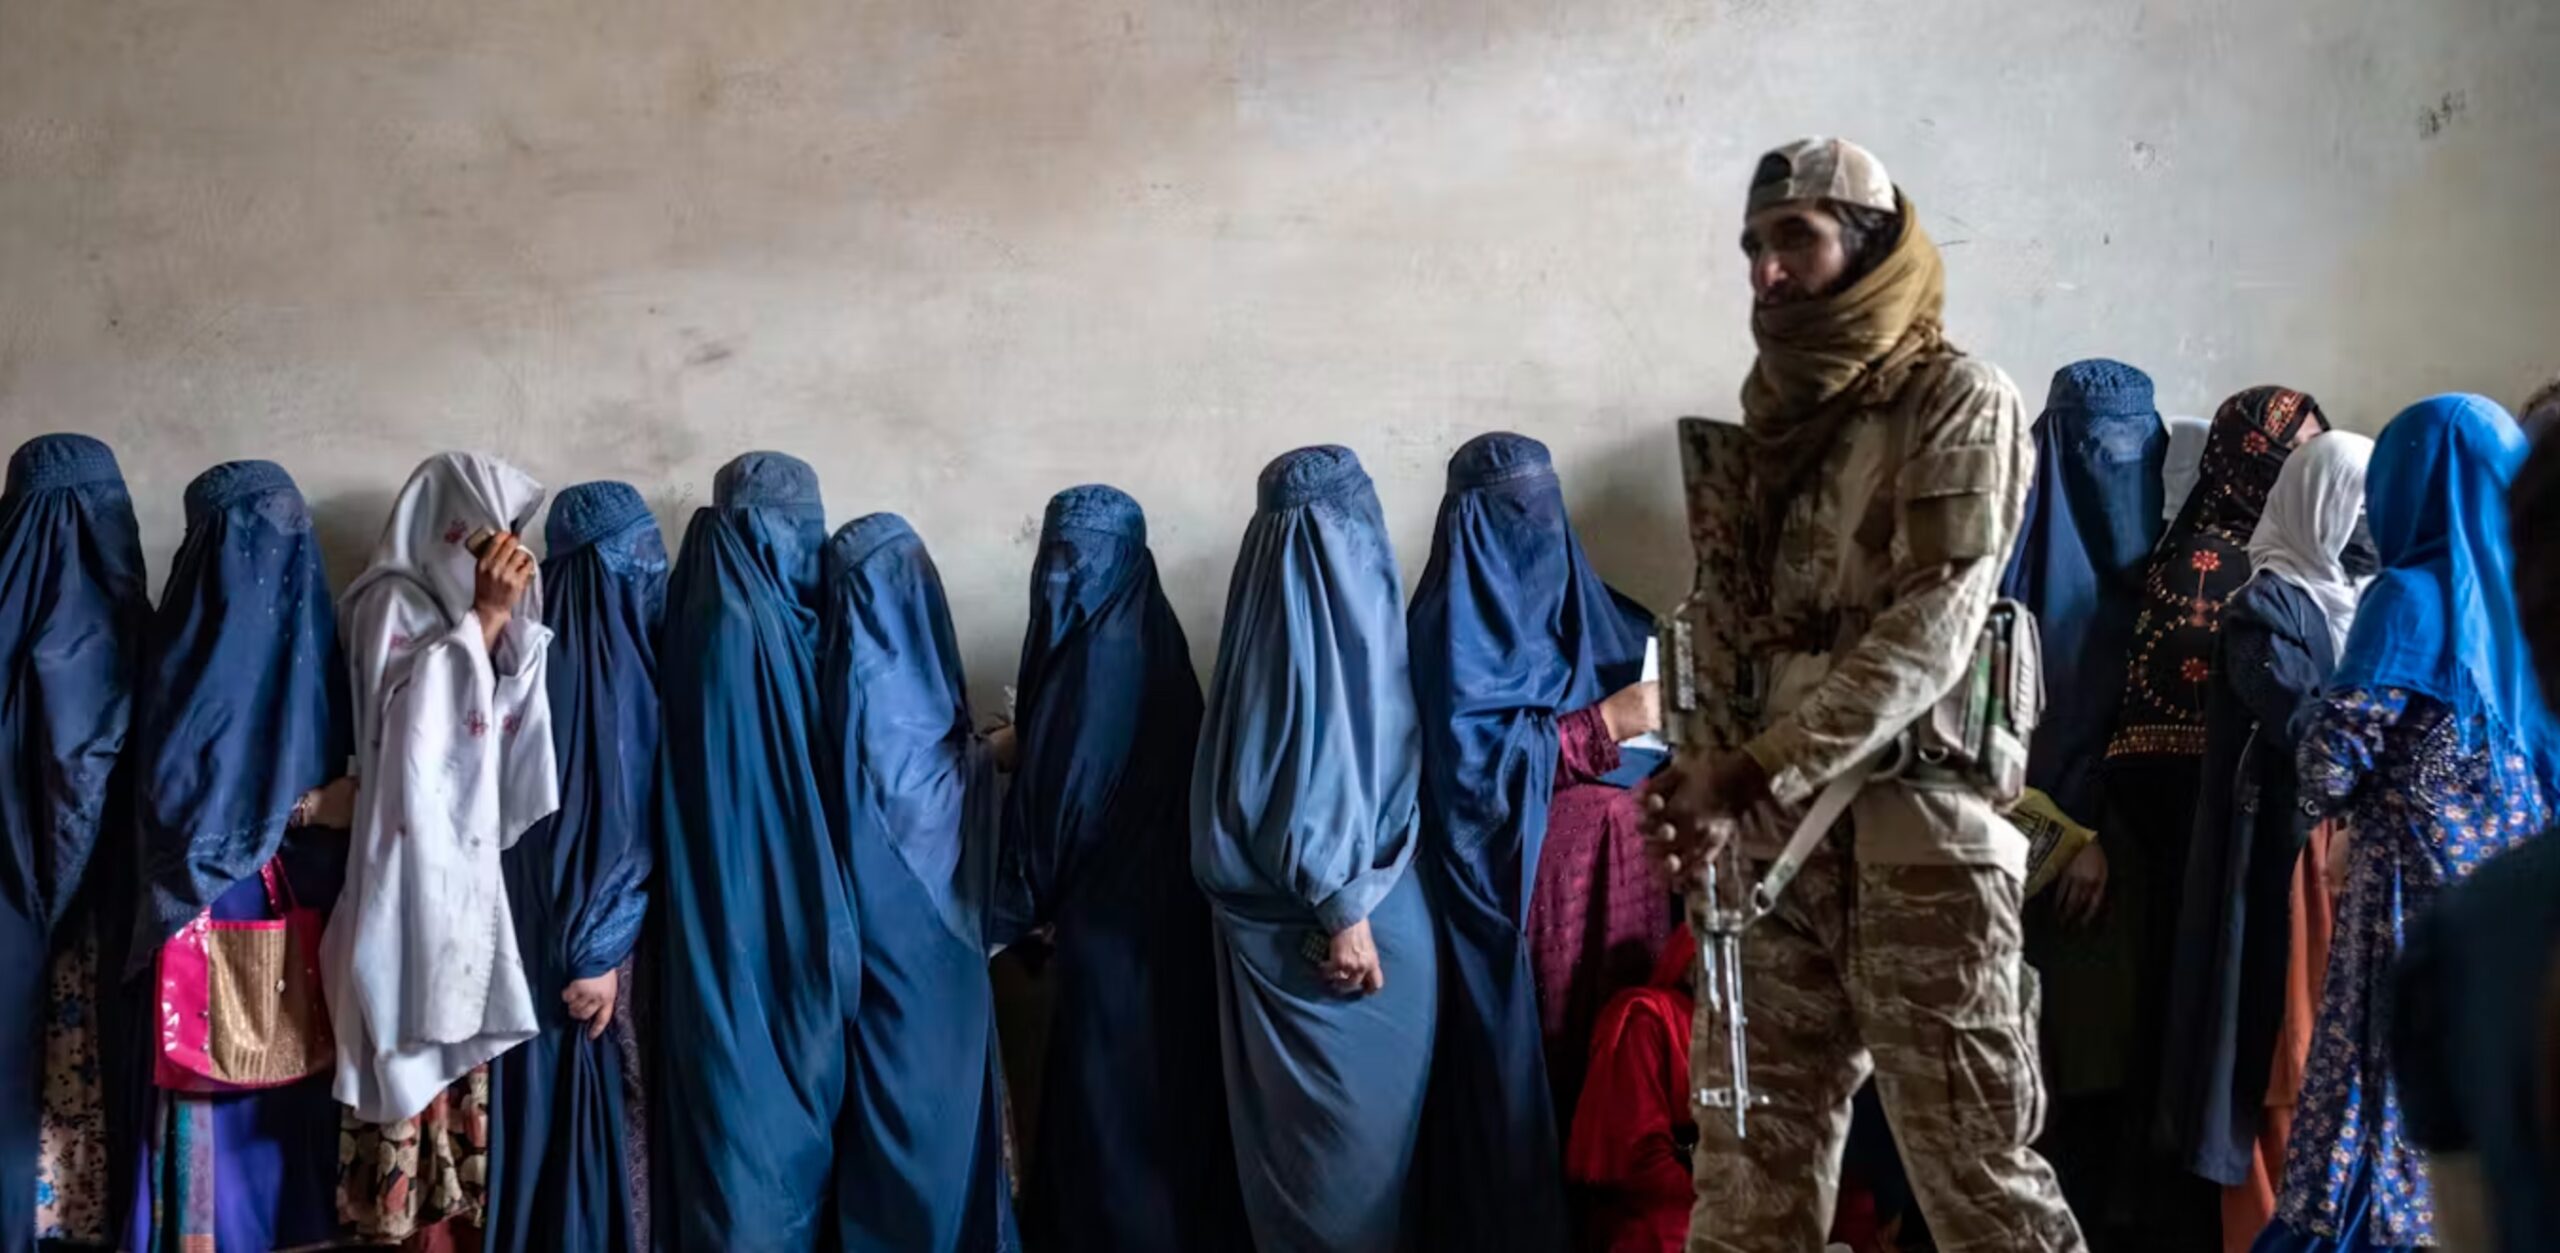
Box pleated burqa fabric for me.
[1002,486,1246,1252]
[1191,446,1438,1253]
[648,452,857,1253]
[819,513,1017,1252]
[486,482,662,1253]
[0,435,144,1253]
[1406,433,1651,1253]
[1997,362,2168,1223]
[126,460,348,1253]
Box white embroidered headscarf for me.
[327,452,560,1122]
[2246,431,2375,657]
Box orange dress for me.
[2223,822,2340,1253]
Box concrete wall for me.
[5,0,2555,698]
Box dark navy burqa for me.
[1999,359,2167,825]
[487,482,661,1253]
[1000,486,1246,1253]
[126,460,349,1252]
[1191,446,1438,1253]
[1996,362,2168,1223]
[0,434,144,1253]
[1406,433,1652,1253]
[819,513,1017,1253]
[648,453,857,1253]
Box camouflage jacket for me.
[1741,355,2033,872]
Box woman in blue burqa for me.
[649,452,858,1252]
[123,460,358,1252]
[818,512,1016,1252]
[1,434,145,1253]
[1996,360,2166,1224]
[1406,432,1656,1253]
[485,482,662,1252]
[999,485,1246,1252]
[1191,445,1438,1253]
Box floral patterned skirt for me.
[2271,830,2431,1245]
[36,928,108,1246]
[340,1066,493,1248]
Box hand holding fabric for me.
[1322,918,1385,996]
[563,969,618,1040]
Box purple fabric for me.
[1527,706,1673,1125]
[129,840,343,1252]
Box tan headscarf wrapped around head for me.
[1740,192,1951,526]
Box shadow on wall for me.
[1571,421,1696,619]
[311,489,398,595]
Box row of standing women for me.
[2,429,1675,1253]
[2005,367,2560,1253]
[22,372,2548,1253]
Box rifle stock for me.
[1658,416,1775,1140]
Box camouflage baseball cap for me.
[1746,137,1895,216]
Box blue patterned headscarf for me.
[132,460,347,965]
[2333,394,2560,787]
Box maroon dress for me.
[1529,705,1676,1123]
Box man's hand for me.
[1598,680,1661,742]
[474,532,536,652]
[2051,841,2108,926]
[987,723,1019,773]
[1640,747,1772,880]
[563,969,619,1040]
[1321,919,1386,997]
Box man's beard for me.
[1755,273,1848,308]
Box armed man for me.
[1645,138,2088,1252]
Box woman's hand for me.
[295,777,359,831]
[563,970,619,1040]
[2052,841,2108,926]
[987,723,1019,773]
[1598,680,1662,742]
[474,532,536,652]
[1322,919,1386,997]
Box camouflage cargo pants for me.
[1688,843,2086,1252]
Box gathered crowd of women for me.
[2004,371,2560,1253]
[3,362,2559,1253]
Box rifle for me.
[1658,418,1902,1140]
[1657,416,1768,1139]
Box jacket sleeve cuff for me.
[1742,723,1819,808]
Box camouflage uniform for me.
[1687,354,2086,1252]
